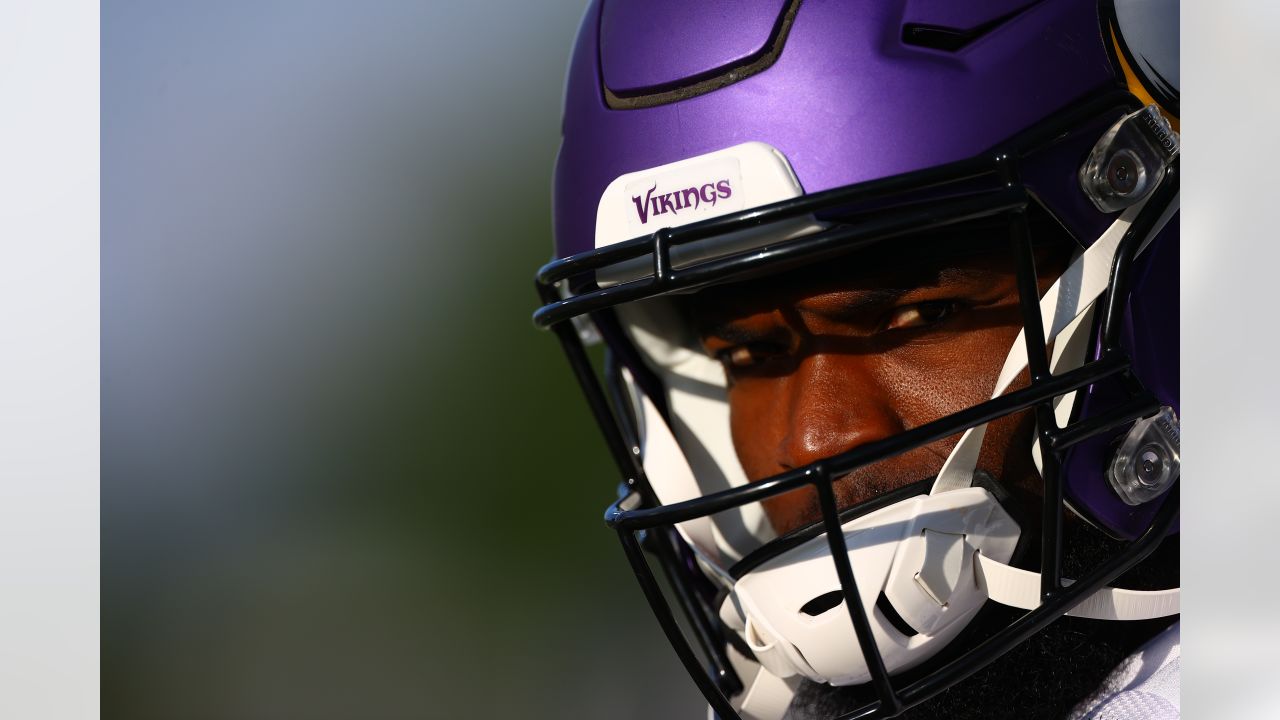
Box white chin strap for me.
[928,196,1180,620]
[976,554,1179,620]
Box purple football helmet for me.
[534,1,1179,718]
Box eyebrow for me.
[699,287,907,343]
[700,320,788,346]
[795,286,908,321]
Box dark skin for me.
[689,232,1070,536]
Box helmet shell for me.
[554,0,1116,258]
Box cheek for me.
[873,313,1043,496]
[725,379,789,481]
[883,317,1047,514]
[876,320,1023,434]
[980,377,1042,518]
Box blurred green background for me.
[102,2,700,717]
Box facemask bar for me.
[533,91,1179,719]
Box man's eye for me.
[884,301,958,330]
[717,343,781,370]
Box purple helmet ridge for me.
[599,0,788,94]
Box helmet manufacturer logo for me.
[623,156,744,230]
[1137,108,1178,156]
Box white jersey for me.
[1071,621,1180,720]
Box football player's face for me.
[690,235,1069,535]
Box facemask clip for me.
[1107,406,1180,506]
[1079,105,1179,213]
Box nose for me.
[776,352,905,472]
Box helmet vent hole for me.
[799,590,845,617]
[876,591,921,638]
[901,24,979,52]
[901,3,1041,53]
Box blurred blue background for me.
[102,2,700,717]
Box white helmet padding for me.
[721,486,1020,687]
[622,296,777,566]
